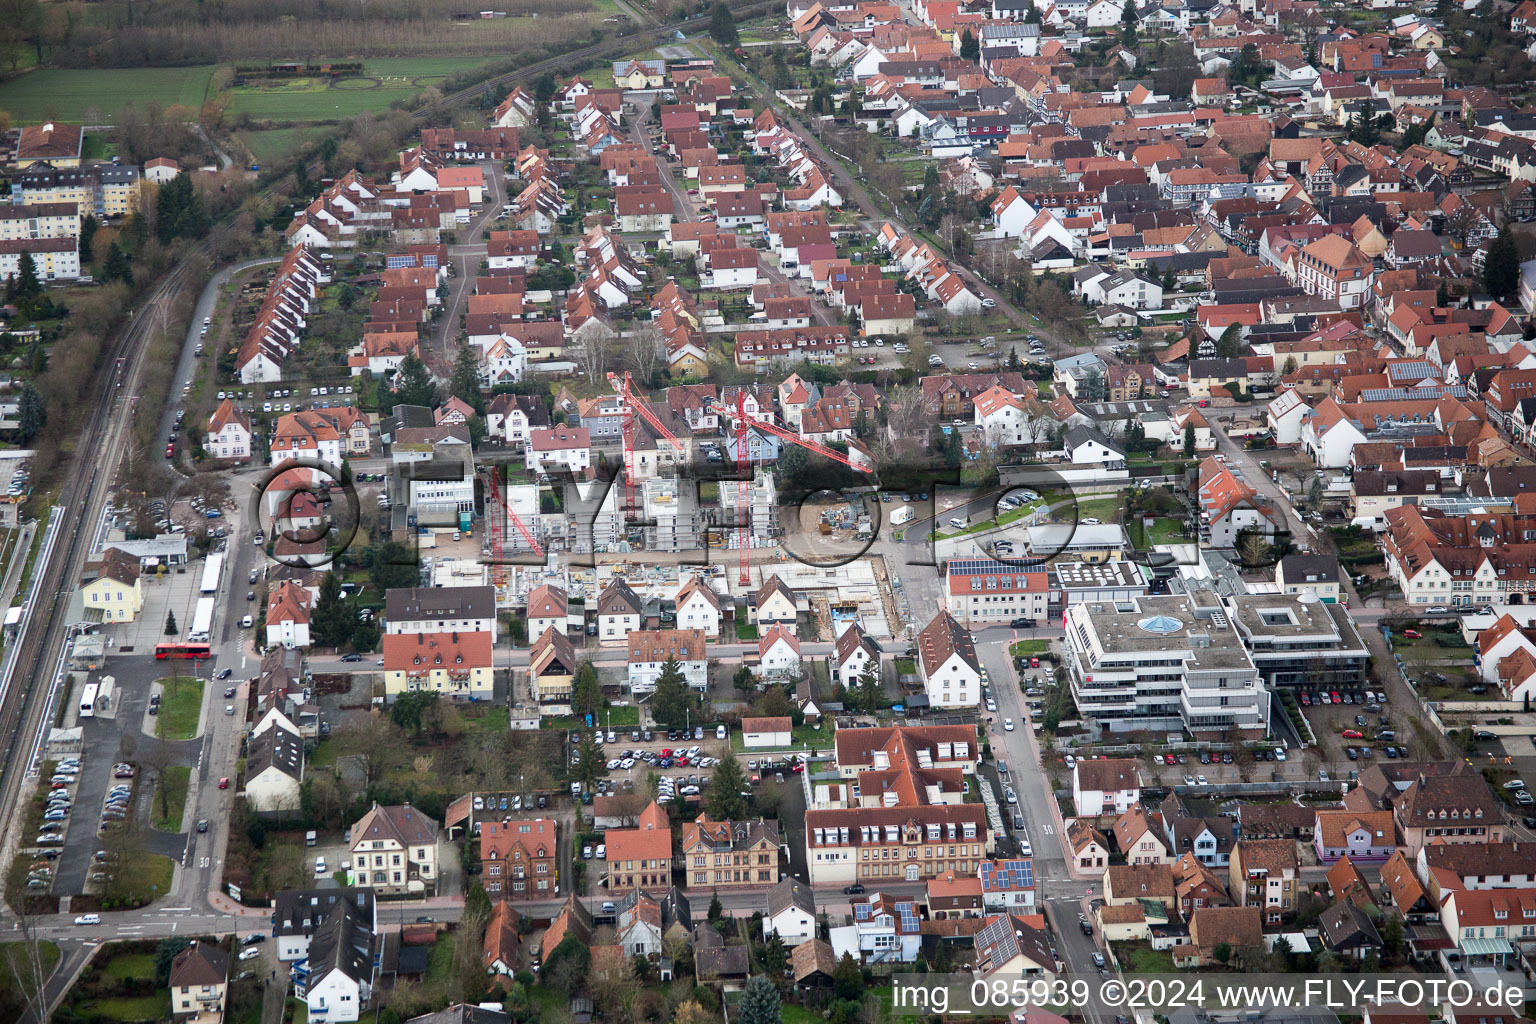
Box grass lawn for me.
[1128,516,1187,549]
[0,66,218,122]
[226,57,496,122]
[1009,639,1049,657]
[1071,495,1126,522]
[735,620,759,642]
[102,953,155,982]
[238,127,328,167]
[543,705,640,731]
[1119,944,1175,974]
[730,722,830,753]
[116,852,175,907]
[152,765,191,832]
[93,994,172,1022]
[783,1005,823,1024]
[155,676,204,741]
[425,933,456,985]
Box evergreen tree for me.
[1215,321,1243,358]
[311,571,355,649]
[392,353,438,408]
[1161,264,1176,292]
[155,175,209,243]
[103,241,133,287]
[1079,368,1106,401]
[709,1,740,46]
[733,664,757,698]
[959,29,980,61]
[164,610,178,636]
[572,662,603,721]
[762,932,789,980]
[15,382,44,443]
[1184,421,1196,454]
[570,731,609,793]
[351,616,380,653]
[856,662,883,713]
[391,691,440,735]
[651,656,693,730]
[10,250,42,302]
[450,342,485,415]
[708,892,724,922]
[1437,280,1450,306]
[705,751,750,821]
[1485,225,1521,301]
[833,952,862,1001]
[79,215,98,260]
[738,976,782,1024]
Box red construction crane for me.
[608,371,685,518]
[480,465,544,565]
[715,392,873,587]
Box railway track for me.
[0,264,188,908]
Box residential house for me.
[480,818,558,899]
[1073,759,1141,818]
[626,629,708,693]
[1229,839,1299,923]
[348,803,439,896]
[766,878,818,945]
[916,610,982,709]
[681,814,781,890]
[1313,810,1395,863]
[206,399,253,463]
[754,575,800,626]
[830,623,880,685]
[246,714,305,814]
[381,630,494,702]
[169,942,229,1020]
[605,801,673,894]
[598,579,643,642]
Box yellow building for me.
[14,123,82,168]
[12,164,142,219]
[0,203,81,242]
[82,550,143,623]
[382,630,494,700]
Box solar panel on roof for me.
[898,903,920,932]
[853,903,871,921]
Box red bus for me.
[155,642,212,660]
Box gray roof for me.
[103,534,188,562]
[767,877,816,919]
[408,1006,513,1024]
[306,899,375,987]
[384,585,496,624]
[273,887,375,939]
[1319,901,1381,950]
[1277,554,1340,585]
[1065,424,1126,457]
[249,717,304,781]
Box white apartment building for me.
[1063,591,1270,737]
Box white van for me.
[716,724,727,740]
[948,517,966,529]
[240,615,254,628]
[74,914,100,926]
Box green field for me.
[226,57,496,122]
[0,57,497,126]
[238,127,327,167]
[0,66,218,123]
[154,676,204,741]
[152,765,190,832]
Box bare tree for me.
[336,712,402,788]
[570,325,618,384]
[5,901,51,1024]
[624,323,668,384]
